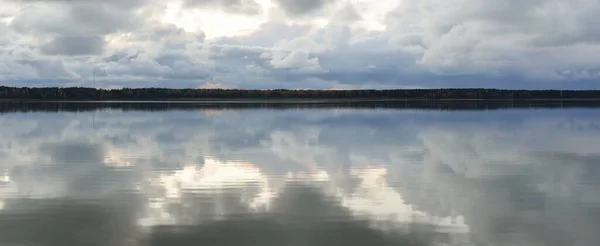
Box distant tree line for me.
[1,86,600,100]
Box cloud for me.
[273,0,337,17]
[268,50,323,71]
[39,36,105,56]
[9,1,147,36]
[385,0,600,78]
[330,3,361,23]
[182,0,262,14]
[0,0,600,88]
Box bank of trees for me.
[1,86,599,100]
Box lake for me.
[0,102,599,246]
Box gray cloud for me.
[11,0,149,8]
[273,0,336,17]
[39,36,105,56]
[13,59,76,78]
[183,0,261,14]
[384,0,600,78]
[9,1,146,36]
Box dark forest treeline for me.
[2,86,600,100]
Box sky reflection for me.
[0,107,599,245]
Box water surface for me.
[0,103,599,246]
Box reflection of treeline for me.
[2,100,600,113]
[2,86,600,100]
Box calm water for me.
[1,103,599,246]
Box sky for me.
[0,0,599,89]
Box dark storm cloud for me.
[39,36,105,56]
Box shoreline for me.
[2,99,600,113]
[3,87,600,101]
[3,98,600,103]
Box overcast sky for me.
[1,0,599,89]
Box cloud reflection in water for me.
[0,108,598,245]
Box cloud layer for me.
[1,0,600,88]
